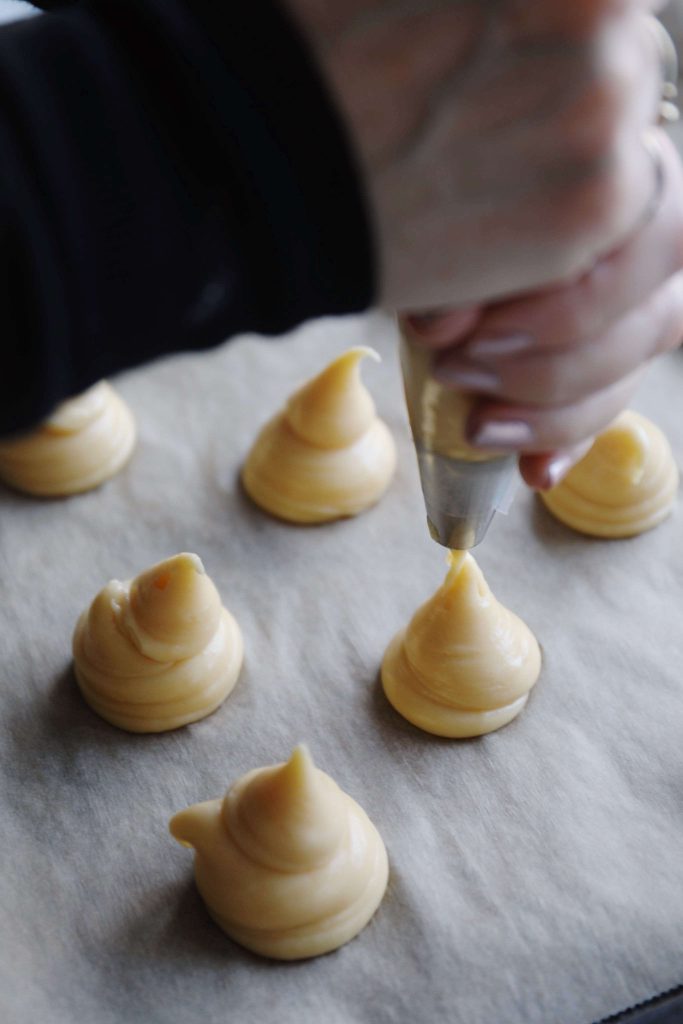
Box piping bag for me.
[397,15,680,550]
[399,325,518,549]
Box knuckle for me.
[505,355,571,407]
[537,357,573,406]
[562,81,622,165]
[546,169,620,279]
[563,19,638,163]
[577,160,632,247]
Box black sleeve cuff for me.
[0,0,375,433]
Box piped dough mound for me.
[169,745,388,960]
[73,553,243,732]
[381,551,541,737]
[540,410,678,538]
[241,347,396,523]
[0,381,136,496]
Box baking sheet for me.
[1,311,682,1024]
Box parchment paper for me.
[1,310,682,1024]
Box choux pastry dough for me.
[241,347,396,523]
[382,551,541,737]
[169,744,388,960]
[0,381,135,496]
[540,410,678,538]
[73,553,243,733]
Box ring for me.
[645,16,679,124]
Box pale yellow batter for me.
[241,347,396,523]
[382,551,541,737]
[73,553,243,732]
[541,410,678,538]
[0,381,136,496]
[169,744,389,960]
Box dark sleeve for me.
[0,0,375,434]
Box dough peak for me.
[286,346,379,448]
[595,417,649,484]
[126,553,219,661]
[442,550,490,603]
[224,744,345,870]
[44,381,111,435]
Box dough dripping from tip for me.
[381,550,541,737]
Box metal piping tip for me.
[425,508,497,550]
[414,448,519,550]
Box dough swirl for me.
[541,411,678,538]
[242,347,396,523]
[73,553,243,732]
[382,552,541,737]
[0,381,135,496]
[170,745,388,959]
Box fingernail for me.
[541,441,593,488]
[469,420,534,449]
[467,333,533,359]
[434,365,500,392]
[542,455,575,490]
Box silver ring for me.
[645,16,679,124]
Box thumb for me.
[520,441,594,490]
[400,308,482,350]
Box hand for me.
[402,131,683,489]
[286,0,663,308]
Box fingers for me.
[519,441,594,490]
[435,271,683,406]
[466,367,645,453]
